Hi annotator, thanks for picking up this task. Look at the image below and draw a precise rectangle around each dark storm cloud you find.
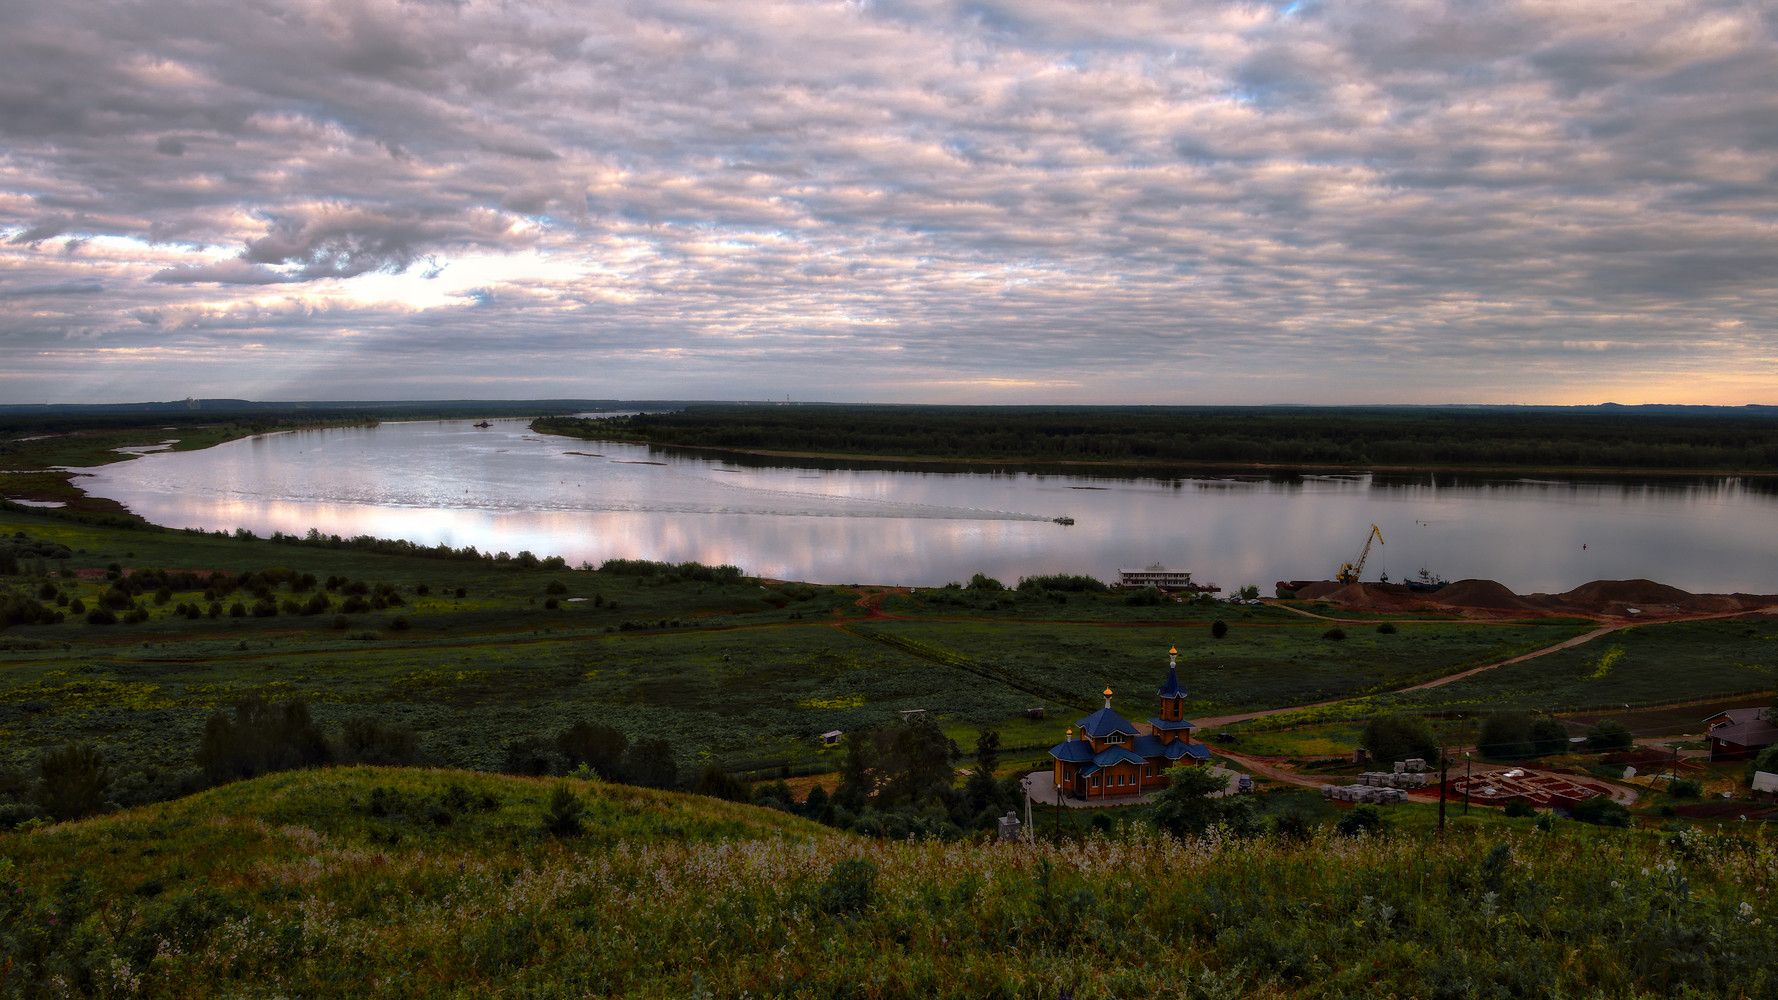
[7,219,74,246]
[2,0,1776,403]
[239,205,534,281]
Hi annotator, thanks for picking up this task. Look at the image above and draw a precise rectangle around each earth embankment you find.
[1290,577,1778,620]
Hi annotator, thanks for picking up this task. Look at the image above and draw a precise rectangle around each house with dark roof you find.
[1706,707,1778,762]
[1048,646,1211,800]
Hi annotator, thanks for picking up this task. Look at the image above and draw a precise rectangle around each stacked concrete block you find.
[1322,785,1409,804]
[1354,771,1429,789]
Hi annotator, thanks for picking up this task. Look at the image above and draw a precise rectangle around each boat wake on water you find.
[637,467,1055,521]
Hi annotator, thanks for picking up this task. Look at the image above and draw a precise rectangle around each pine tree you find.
[541,783,584,837]
[34,742,110,822]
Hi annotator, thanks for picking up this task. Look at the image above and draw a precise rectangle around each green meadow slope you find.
[4,768,1776,999]
[0,501,1642,788]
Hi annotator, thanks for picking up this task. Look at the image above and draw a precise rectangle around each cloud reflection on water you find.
[74,421,1778,593]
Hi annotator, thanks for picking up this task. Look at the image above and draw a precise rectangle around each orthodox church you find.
[1047,646,1210,800]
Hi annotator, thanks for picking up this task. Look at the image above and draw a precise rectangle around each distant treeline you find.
[0,400,609,443]
[0,398,640,425]
[534,404,1778,473]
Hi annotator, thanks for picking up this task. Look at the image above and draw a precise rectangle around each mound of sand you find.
[1561,579,1694,607]
[1679,593,1748,613]
[1287,576,1778,620]
[1320,583,1419,608]
[1429,579,1538,611]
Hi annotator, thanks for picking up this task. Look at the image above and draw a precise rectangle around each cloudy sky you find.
[3,0,1775,405]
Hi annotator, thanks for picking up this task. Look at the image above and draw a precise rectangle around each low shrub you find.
[1335,804,1384,836]
[1571,795,1630,827]
[815,858,878,916]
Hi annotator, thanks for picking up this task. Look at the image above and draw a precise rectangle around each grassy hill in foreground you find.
[5,768,1776,999]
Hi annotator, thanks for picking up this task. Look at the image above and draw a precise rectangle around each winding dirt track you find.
[1195,607,1770,730]
[1402,623,1629,691]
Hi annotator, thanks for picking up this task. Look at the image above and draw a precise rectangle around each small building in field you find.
[821,730,844,747]
[1048,646,1211,800]
[1118,564,1198,590]
[1706,707,1777,762]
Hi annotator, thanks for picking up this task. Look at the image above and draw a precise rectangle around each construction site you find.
[1279,522,1778,620]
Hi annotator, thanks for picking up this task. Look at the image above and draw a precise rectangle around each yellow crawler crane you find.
[1337,523,1385,584]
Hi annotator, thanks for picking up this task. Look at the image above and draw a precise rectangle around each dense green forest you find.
[535,404,1778,473]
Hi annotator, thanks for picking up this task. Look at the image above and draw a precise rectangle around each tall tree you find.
[874,713,956,809]
[34,742,110,822]
[556,721,629,780]
[1361,713,1439,766]
[831,733,875,812]
[964,729,1003,814]
[1151,766,1255,839]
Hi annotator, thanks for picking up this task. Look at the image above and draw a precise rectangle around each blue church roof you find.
[1148,716,1198,732]
[1157,662,1187,699]
[1093,746,1147,768]
[1075,705,1142,739]
[1055,734,1212,765]
[1132,735,1211,761]
[1049,739,1096,762]
[1131,734,1166,758]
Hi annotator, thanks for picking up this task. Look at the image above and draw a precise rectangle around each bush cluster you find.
[196,698,422,786]
[1478,711,1571,758]
[500,721,679,789]
[597,558,743,584]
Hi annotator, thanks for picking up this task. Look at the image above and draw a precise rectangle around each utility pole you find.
[1438,750,1448,837]
[1464,752,1471,816]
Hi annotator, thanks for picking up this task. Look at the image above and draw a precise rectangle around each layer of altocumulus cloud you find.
[2,0,1776,403]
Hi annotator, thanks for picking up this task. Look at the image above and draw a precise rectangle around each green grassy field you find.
[8,498,1778,997]
[850,618,1591,718]
[4,767,1774,999]
[3,502,1773,797]
[1427,619,1778,710]
[1221,620,1778,736]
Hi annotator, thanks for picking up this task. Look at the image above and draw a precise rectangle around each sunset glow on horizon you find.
[3,1,1776,406]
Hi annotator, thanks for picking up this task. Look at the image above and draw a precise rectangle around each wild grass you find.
[3,768,1775,998]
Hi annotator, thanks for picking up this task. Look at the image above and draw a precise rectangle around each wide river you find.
[71,418,1778,594]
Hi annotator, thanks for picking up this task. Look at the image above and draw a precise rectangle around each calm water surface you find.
[73,419,1778,594]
